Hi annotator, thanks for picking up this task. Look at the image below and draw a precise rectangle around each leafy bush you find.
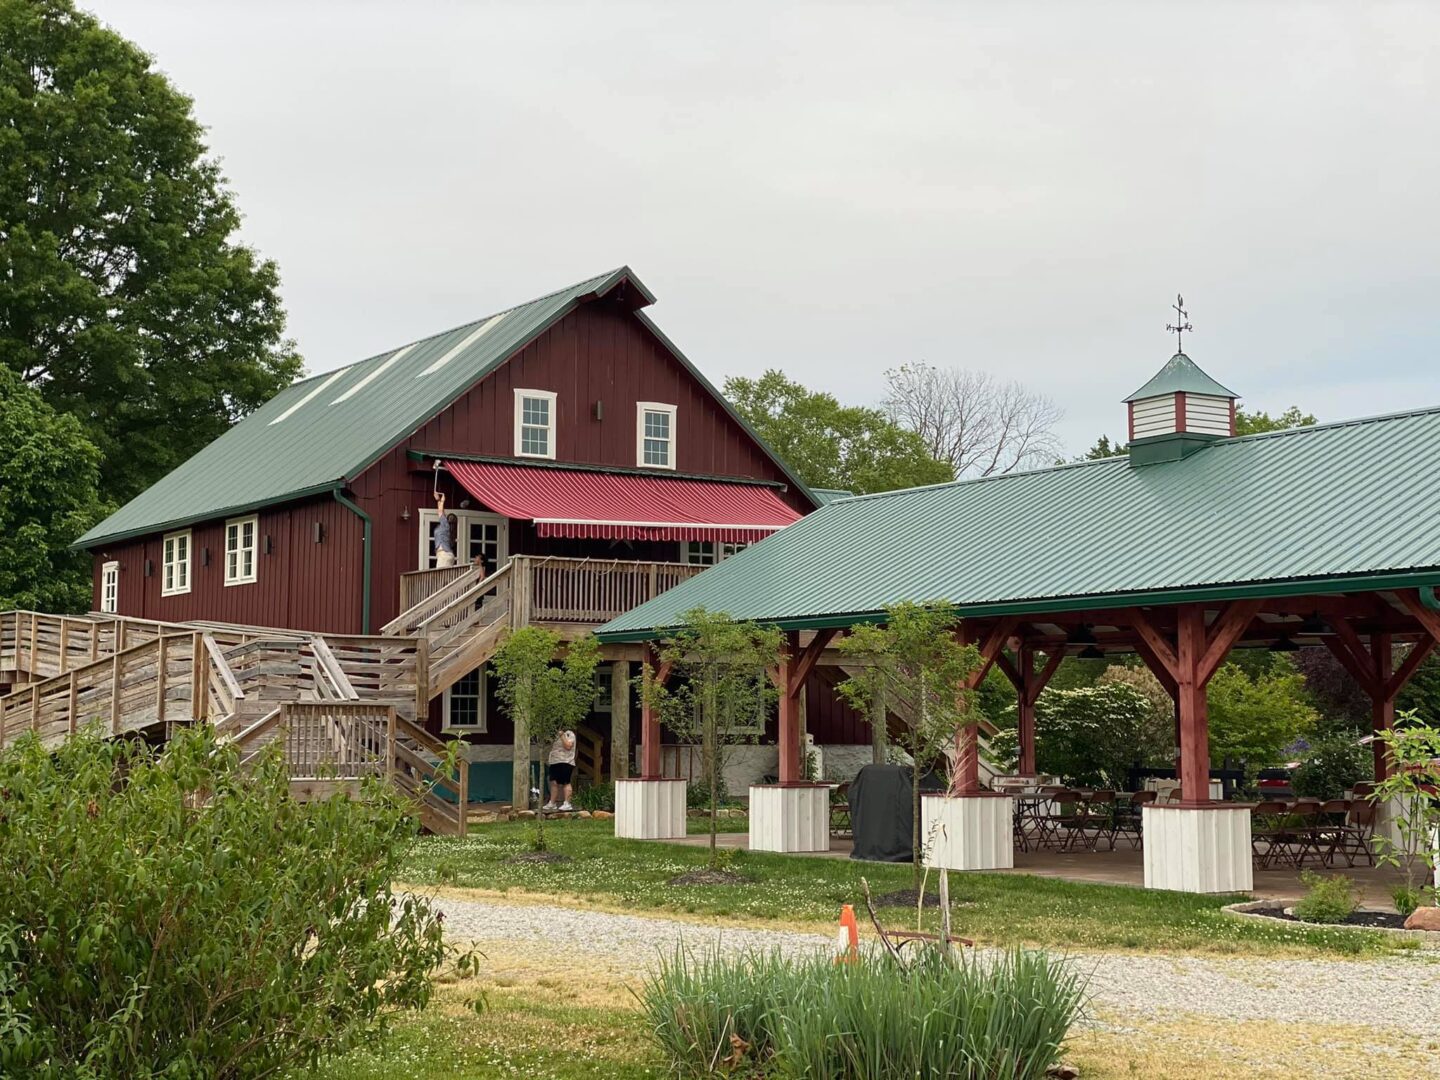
[641,945,1082,1079]
[1021,682,1169,788]
[1392,885,1426,919]
[0,726,463,1078]
[1292,734,1370,799]
[1293,871,1360,924]
[573,780,615,812]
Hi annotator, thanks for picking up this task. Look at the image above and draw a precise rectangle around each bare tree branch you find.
[883,364,1063,478]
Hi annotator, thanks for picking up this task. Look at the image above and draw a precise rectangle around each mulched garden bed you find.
[506,852,574,865]
[667,869,751,886]
[1258,908,1410,930]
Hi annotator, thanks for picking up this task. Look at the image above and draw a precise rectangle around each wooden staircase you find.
[0,611,467,835]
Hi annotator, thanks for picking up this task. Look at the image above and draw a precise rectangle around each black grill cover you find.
[848,764,946,863]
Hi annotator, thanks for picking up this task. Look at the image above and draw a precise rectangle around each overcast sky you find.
[96,1,1440,455]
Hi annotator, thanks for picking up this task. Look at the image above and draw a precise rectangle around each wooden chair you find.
[1077,790,1119,851]
[1250,800,1290,868]
[1284,799,1325,866]
[1330,799,1378,867]
[1113,790,1155,850]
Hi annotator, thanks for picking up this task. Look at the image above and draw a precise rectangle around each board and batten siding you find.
[351,300,813,630]
[89,495,364,633]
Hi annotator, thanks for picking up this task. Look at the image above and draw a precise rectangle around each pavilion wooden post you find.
[952,619,1017,795]
[751,630,833,853]
[639,645,670,778]
[996,643,1064,777]
[1175,606,1209,803]
[614,647,684,841]
[776,632,802,782]
[609,659,630,782]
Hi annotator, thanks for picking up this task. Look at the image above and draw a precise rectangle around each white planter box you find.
[749,784,830,852]
[1143,805,1252,894]
[922,795,1014,871]
[614,778,687,840]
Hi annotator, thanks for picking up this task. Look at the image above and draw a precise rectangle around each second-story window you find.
[637,402,677,469]
[515,389,557,459]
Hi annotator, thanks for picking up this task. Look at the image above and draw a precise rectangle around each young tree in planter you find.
[837,601,982,886]
[492,627,601,852]
[644,608,783,867]
[1370,715,1440,914]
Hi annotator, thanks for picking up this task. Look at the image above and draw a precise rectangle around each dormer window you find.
[515,389,556,459]
[637,402,676,469]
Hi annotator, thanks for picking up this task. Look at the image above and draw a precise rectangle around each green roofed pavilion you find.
[596,406,1440,639]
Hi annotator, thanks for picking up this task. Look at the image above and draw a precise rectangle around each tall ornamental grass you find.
[640,945,1083,1079]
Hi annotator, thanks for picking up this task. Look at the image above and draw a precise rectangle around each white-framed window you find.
[592,668,613,714]
[681,540,748,566]
[161,529,191,596]
[224,515,258,586]
[514,389,557,459]
[442,668,487,732]
[100,561,119,614]
[637,402,677,469]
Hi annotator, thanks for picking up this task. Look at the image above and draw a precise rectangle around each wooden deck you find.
[0,556,708,833]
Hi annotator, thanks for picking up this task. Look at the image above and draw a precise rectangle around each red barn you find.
[65,268,868,803]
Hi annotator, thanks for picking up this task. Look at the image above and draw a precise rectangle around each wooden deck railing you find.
[511,556,706,625]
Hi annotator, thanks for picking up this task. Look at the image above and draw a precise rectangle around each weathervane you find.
[1166,293,1193,353]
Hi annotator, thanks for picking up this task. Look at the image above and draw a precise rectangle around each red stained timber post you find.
[776,631,803,782]
[640,645,671,779]
[1175,607,1210,804]
[954,619,1018,794]
[996,642,1064,777]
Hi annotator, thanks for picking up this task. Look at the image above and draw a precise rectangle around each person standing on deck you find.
[543,730,577,812]
[433,493,457,568]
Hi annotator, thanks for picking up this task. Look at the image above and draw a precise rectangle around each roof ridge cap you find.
[1211,402,1440,446]
[840,455,1126,506]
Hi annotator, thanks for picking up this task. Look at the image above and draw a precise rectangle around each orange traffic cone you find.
[835,904,860,963]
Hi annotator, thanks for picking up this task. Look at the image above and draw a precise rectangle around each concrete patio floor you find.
[664,831,1407,906]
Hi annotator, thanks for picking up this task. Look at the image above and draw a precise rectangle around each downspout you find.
[332,488,373,634]
[1420,585,1440,613]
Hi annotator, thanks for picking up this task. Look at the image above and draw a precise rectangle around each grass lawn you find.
[402,818,1403,957]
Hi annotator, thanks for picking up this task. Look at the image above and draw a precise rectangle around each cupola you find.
[1125,296,1237,465]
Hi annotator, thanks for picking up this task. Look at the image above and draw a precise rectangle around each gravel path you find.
[428,892,1440,1038]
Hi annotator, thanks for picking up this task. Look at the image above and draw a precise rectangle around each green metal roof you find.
[77,268,816,547]
[810,488,855,505]
[596,406,1440,639]
[1123,353,1238,402]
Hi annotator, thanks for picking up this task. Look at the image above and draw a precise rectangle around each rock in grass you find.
[592,810,614,820]
[1403,906,1440,931]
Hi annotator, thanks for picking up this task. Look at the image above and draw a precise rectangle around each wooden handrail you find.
[414,564,512,634]
[202,635,245,702]
[386,564,490,635]
[308,636,359,700]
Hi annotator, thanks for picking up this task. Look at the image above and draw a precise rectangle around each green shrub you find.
[640,945,1082,1079]
[1293,871,1360,924]
[1392,885,1426,919]
[0,726,465,1078]
[1292,735,1370,800]
[573,780,615,812]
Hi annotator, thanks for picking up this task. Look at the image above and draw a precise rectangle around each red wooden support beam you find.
[965,617,1020,689]
[639,646,671,778]
[1198,600,1262,684]
[1384,637,1435,700]
[1320,636,1382,699]
[993,651,1023,691]
[788,628,836,699]
[1125,608,1178,683]
[1395,589,1440,645]
[777,631,803,782]
[1175,606,1211,803]
[1027,649,1065,706]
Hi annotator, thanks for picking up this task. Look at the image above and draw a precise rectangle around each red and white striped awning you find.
[443,461,801,543]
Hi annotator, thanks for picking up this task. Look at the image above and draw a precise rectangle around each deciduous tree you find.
[0,365,105,611]
[883,364,1062,478]
[724,370,952,494]
[645,609,782,866]
[0,0,303,502]
[837,602,981,884]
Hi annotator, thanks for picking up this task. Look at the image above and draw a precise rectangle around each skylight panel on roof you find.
[415,311,510,378]
[267,369,348,425]
[330,343,417,404]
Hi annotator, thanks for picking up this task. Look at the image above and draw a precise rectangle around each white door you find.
[418,510,509,576]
